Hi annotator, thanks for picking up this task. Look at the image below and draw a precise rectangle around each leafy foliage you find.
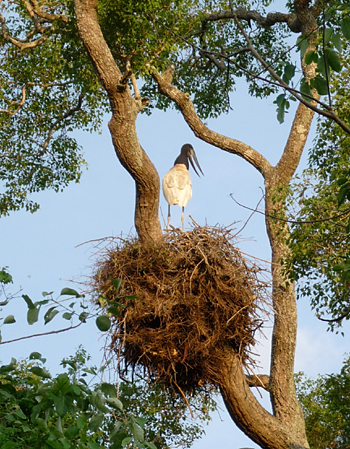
[288,42,350,328]
[0,0,108,216]
[0,347,213,449]
[296,355,350,449]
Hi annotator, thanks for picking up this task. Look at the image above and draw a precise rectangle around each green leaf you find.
[337,177,349,186]
[317,56,327,77]
[132,422,144,442]
[79,312,89,323]
[314,76,328,95]
[105,397,123,410]
[34,417,47,430]
[87,443,103,449]
[110,277,122,292]
[42,291,54,297]
[145,443,157,449]
[300,79,312,101]
[325,48,341,72]
[91,391,109,413]
[0,359,16,374]
[121,437,133,447]
[107,306,121,316]
[283,63,295,84]
[277,102,285,124]
[60,287,82,297]
[304,50,317,65]
[101,382,117,397]
[44,306,59,324]
[338,184,350,205]
[3,314,16,324]
[324,28,333,44]
[341,17,350,41]
[89,413,104,432]
[56,416,63,435]
[30,366,51,378]
[96,315,111,332]
[297,35,308,57]
[0,270,12,284]
[22,294,35,309]
[29,351,42,360]
[332,32,342,52]
[134,417,147,428]
[27,307,39,325]
[62,311,74,320]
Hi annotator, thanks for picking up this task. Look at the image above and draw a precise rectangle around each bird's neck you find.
[174,154,189,169]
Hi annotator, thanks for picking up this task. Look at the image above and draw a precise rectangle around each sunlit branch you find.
[0,12,49,49]
[203,7,301,33]
[28,0,68,23]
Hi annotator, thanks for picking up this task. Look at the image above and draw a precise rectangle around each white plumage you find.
[162,165,192,208]
[162,143,203,231]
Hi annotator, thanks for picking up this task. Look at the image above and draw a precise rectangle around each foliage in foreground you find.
[0,348,214,449]
[0,270,215,448]
[296,354,350,449]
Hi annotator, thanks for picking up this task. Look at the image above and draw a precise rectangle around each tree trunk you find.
[74,0,163,245]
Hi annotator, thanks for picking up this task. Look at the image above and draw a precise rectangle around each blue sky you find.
[1,73,349,449]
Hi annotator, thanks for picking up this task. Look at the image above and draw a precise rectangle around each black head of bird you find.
[163,143,204,231]
[174,143,204,177]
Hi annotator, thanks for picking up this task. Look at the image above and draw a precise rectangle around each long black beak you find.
[188,149,204,177]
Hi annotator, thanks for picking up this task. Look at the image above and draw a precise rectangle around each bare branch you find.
[0,322,83,345]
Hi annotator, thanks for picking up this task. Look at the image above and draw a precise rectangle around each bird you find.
[162,143,204,231]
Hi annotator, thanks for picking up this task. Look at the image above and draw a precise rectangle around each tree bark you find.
[74,0,163,245]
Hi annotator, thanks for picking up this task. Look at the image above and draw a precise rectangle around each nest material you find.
[95,226,267,391]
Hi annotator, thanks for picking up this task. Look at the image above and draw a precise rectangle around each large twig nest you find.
[94,226,268,392]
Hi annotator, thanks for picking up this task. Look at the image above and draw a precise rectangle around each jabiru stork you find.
[162,143,204,231]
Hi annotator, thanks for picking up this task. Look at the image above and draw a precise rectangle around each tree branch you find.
[246,374,270,391]
[0,12,49,49]
[151,68,272,178]
[203,7,301,33]
[0,322,83,345]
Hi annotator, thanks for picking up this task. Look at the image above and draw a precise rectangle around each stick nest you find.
[94,226,267,392]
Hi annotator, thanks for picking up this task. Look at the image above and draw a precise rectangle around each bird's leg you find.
[181,207,185,231]
[167,205,171,230]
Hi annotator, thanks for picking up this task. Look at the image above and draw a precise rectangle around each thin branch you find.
[41,93,83,152]
[230,194,350,225]
[0,322,83,345]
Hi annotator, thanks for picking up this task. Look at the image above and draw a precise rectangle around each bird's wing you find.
[162,167,192,206]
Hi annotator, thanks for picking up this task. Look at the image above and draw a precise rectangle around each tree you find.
[295,354,350,449]
[2,1,350,449]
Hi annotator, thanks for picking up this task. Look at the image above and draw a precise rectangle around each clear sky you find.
[1,76,349,449]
